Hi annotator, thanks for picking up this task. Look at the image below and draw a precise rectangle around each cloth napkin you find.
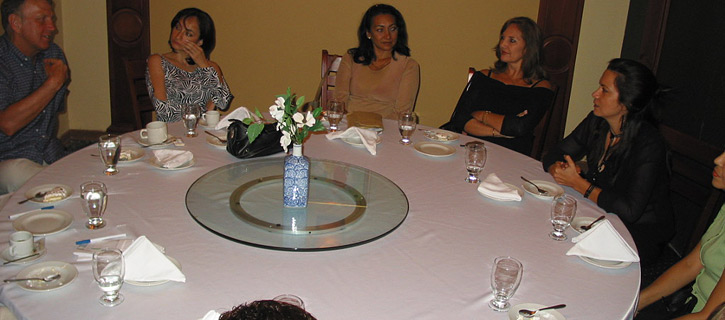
[566,220,640,262]
[325,127,379,155]
[477,173,522,201]
[215,106,252,130]
[74,239,164,262]
[152,150,193,168]
[123,236,186,283]
[199,310,221,320]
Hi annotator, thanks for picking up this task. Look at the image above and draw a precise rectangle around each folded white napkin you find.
[152,150,193,168]
[199,310,221,320]
[123,236,186,283]
[215,106,252,130]
[74,239,164,262]
[325,127,379,155]
[477,173,522,201]
[566,220,640,262]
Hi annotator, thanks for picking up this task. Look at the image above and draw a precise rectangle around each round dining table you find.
[0,120,639,319]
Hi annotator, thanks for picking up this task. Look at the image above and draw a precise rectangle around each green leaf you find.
[242,118,253,125]
[254,108,264,119]
[312,106,323,118]
[296,96,305,108]
[310,122,325,132]
[246,123,264,143]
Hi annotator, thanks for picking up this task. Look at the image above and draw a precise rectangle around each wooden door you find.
[106,0,150,134]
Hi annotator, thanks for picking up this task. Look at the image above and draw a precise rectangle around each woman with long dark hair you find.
[543,58,674,266]
[146,7,232,122]
[333,4,420,119]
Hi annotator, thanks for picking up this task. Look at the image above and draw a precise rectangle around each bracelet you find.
[584,184,595,198]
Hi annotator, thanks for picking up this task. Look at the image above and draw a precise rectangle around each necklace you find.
[597,130,621,173]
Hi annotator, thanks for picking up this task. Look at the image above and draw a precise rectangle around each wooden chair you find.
[319,50,343,108]
[660,124,725,256]
[123,58,155,130]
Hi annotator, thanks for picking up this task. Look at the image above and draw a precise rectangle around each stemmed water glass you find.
[398,112,417,145]
[550,194,577,241]
[80,181,108,229]
[98,134,121,176]
[489,256,523,312]
[93,248,125,307]
[464,141,487,183]
[182,105,201,137]
[327,100,345,132]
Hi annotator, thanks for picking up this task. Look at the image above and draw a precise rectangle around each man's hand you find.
[43,58,68,90]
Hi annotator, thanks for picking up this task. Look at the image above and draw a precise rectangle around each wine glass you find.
[464,141,487,183]
[182,105,201,137]
[80,181,108,229]
[327,100,345,132]
[489,256,523,312]
[273,294,305,309]
[550,194,577,241]
[98,134,121,176]
[398,112,418,145]
[92,248,125,307]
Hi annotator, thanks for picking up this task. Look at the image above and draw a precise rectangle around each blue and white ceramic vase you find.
[283,144,310,208]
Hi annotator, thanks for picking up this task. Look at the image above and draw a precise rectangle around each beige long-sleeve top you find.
[334,53,420,119]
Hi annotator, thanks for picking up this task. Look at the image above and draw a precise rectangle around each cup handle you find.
[201,113,207,121]
[140,129,148,139]
[9,245,18,257]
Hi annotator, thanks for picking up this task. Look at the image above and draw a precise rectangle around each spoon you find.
[518,304,566,318]
[141,137,175,148]
[520,176,548,195]
[204,130,227,143]
[17,191,47,204]
[4,273,61,283]
[581,215,605,231]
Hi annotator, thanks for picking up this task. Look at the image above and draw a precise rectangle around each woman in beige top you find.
[334,4,420,119]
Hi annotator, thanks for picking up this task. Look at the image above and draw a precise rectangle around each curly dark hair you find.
[348,3,410,65]
[492,16,548,83]
[219,300,317,320]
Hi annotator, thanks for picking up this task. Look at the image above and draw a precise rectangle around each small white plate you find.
[413,142,456,157]
[1,240,46,265]
[579,256,633,269]
[342,135,381,147]
[478,183,523,202]
[521,180,564,200]
[125,256,181,286]
[422,129,459,142]
[136,135,177,149]
[24,184,73,203]
[206,135,227,148]
[119,146,145,162]
[198,118,218,129]
[13,261,78,292]
[13,210,73,236]
[509,303,566,320]
[571,216,604,233]
[148,157,196,170]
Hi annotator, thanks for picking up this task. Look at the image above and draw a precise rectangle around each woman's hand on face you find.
[181,40,209,68]
[550,155,583,187]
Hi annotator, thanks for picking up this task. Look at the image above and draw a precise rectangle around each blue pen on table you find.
[8,206,54,220]
[75,233,127,245]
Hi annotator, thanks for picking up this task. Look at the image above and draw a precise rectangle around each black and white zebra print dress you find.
[145,55,233,122]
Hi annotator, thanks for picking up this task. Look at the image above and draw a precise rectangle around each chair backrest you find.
[320,50,343,108]
[660,124,725,255]
[530,85,559,160]
[123,58,155,130]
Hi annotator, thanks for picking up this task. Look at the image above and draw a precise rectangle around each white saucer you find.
[478,183,523,202]
[205,134,227,148]
[136,135,177,148]
[579,256,632,269]
[509,303,566,320]
[422,129,459,142]
[13,209,73,236]
[413,142,456,157]
[198,118,219,129]
[571,216,604,233]
[148,157,196,170]
[119,146,145,162]
[14,261,78,292]
[521,180,564,200]
[1,240,46,264]
[125,255,181,286]
[342,135,381,147]
[24,184,73,203]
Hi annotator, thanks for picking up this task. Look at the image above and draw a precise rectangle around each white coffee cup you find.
[9,231,34,258]
[202,110,220,127]
[139,121,168,144]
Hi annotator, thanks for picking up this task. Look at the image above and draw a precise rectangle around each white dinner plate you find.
[571,216,604,233]
[206,134,227,148]
[1,240,46,265]
[422,129,459,142]
[342,135,381,147]
[578,256,632,269]
[413,142,456,157]
[125,255,181,286]
[24,184,73,203]
[136,135,177,149]
[478,183,523,202]
[148,157,196,171]
[13,210,73,236]
[119,146,145,162]
[13,261,78,292]
[521,180,564,200]
[509,303,566,320]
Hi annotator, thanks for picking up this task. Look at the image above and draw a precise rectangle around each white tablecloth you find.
[0,121,638,319]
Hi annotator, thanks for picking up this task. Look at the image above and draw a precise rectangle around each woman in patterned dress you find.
[146,8,232,122]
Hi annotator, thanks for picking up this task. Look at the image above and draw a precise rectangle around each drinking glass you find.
[398,112,418,145]
[327,100,345,132]
[182,105,201,137]
[464,141,487,183]
[98,134,121,176]
[550,194,577,241]
[80,181,108,229]
[489,256,523,312]
[93,248,125,307]
[273,294,305,309]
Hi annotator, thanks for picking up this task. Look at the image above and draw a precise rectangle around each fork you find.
[17,191,47,204]
[204,130,226,142]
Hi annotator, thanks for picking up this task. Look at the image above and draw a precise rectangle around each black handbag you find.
[662,283,697,318]
[226,119,285,159]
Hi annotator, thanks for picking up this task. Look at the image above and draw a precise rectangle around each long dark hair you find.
[493,17,547,83]
[168,8,216,59]
[348,4,410,65]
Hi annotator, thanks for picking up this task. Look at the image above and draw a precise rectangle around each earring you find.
[367,36,371,40]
